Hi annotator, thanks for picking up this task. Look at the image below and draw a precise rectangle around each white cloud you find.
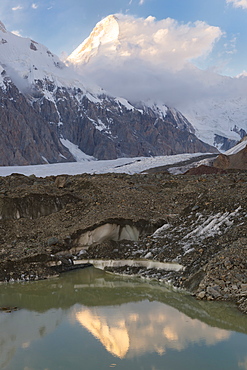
[69,14,222,71]
[226,0,247,9]
[12,5,23,11]
[236,70,247,77]
[139,0,145,4]
[32,3,38,9]
[68,14,223,106]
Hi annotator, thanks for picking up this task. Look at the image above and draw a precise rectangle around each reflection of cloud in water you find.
[75,301,230,358]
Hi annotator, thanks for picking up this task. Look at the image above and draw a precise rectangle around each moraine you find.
[0,170,246,313]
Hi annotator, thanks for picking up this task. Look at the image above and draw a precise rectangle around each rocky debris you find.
[214,143,247,170]
[54,176,67,188]
[184,164,227,175]
[213,153,231,170]
[195,239,247,313]
[0,306,19,313]
[0,171,247,313]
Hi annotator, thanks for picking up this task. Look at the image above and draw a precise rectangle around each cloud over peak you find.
[67,14,224,106]
[68,14,222,71]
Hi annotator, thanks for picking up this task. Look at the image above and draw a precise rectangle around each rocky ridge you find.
[0,72,217,165]
[0,80,74,165]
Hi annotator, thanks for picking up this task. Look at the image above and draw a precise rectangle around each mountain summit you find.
[67,14,163,67]
[68,15,120,65]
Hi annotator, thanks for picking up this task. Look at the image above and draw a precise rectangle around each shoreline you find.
[0,171,246,313]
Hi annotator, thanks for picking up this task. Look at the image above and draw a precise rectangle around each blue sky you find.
[0,0,246,76]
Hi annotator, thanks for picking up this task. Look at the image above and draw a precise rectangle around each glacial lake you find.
[0,267,247,370]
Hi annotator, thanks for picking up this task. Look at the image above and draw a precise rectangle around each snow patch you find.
[59,153,67,160]
[94,119,108,131]
[85,92,102,104]
[156,104,168,119]
[152,223,170,238]
[41,156,49,164]
[115,97,135,111]
[0,65,6,88]
[182,207,241,251]
[60,138,95,162]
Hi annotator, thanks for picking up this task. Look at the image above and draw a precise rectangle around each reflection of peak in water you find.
[76,309,130,358]
[0,267,246,336]
[74,301,230,359]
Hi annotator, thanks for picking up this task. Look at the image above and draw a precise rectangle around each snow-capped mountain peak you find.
[0,24,64,83]
[67,15,120,65]
[0,21,104,96]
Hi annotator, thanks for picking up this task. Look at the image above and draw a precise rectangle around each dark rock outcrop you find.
[0,80,74,165]
[35,85,218,161]
[214,134,238,152]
